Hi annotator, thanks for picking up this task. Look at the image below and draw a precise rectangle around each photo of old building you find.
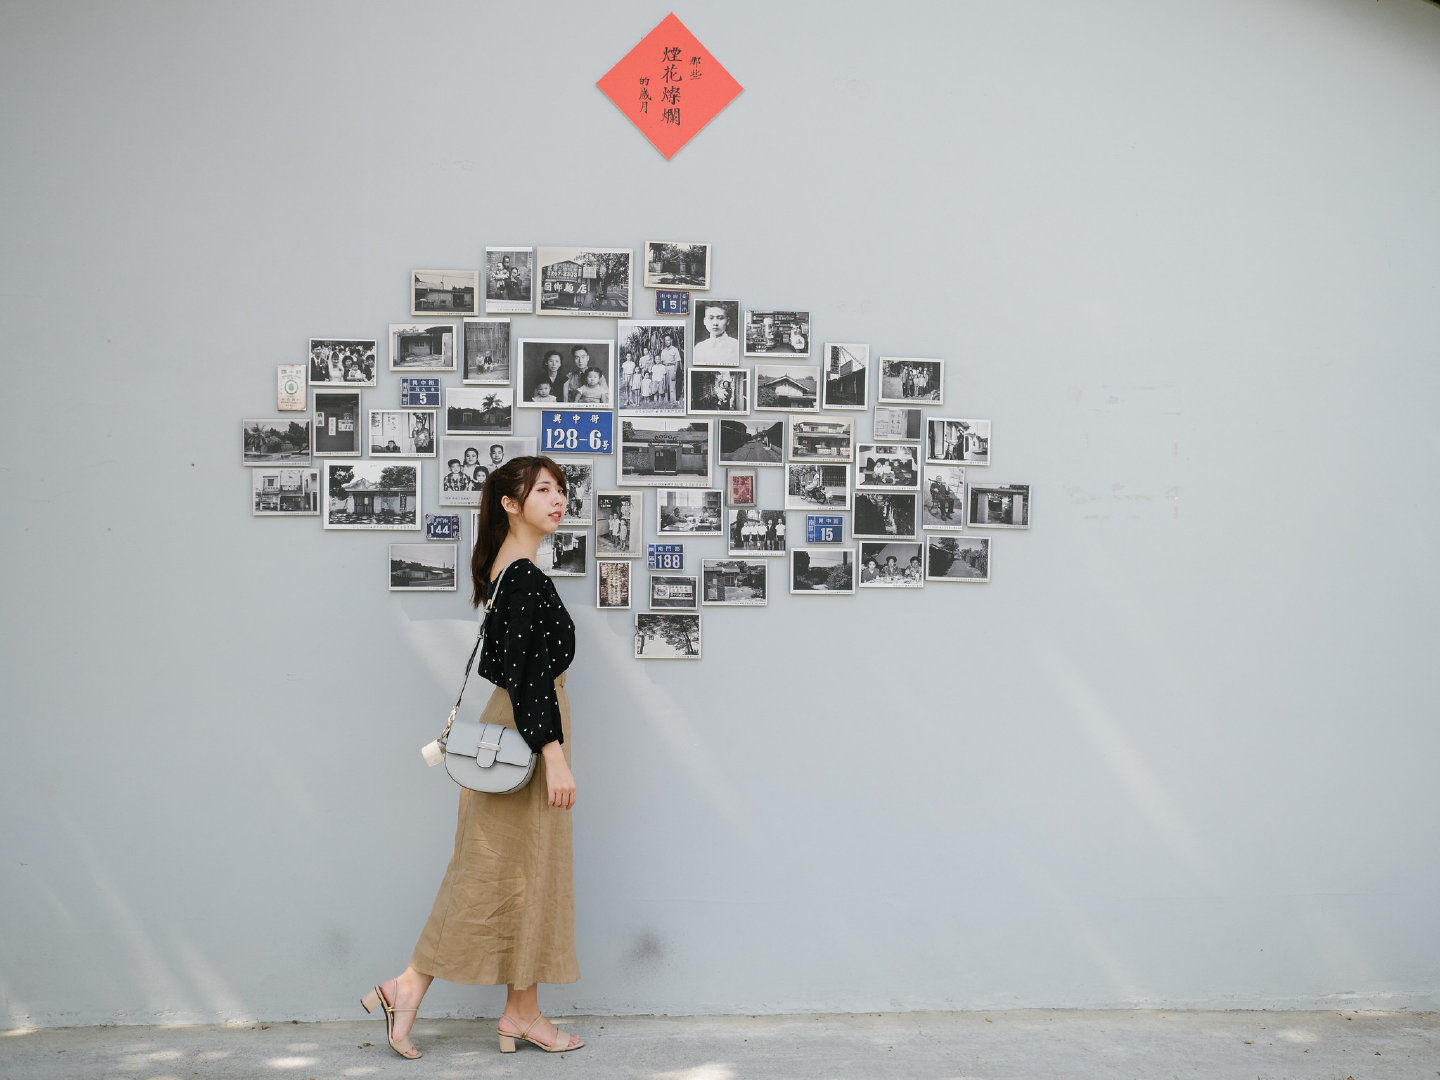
[251,468,319,515]
[619,419,712,486]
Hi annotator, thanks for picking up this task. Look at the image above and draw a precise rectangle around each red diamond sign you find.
[597,13,743,161]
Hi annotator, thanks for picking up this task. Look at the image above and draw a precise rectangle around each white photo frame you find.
[308,337,377,386]
[484,247,534,314]
[855,443,920,490]
[754,363,820,412]
[411,269,479,317]
[438,436,537,506]
[322,460,421,531]
[461,317,512,385]
[243,417,312,466]
[701,559,768,607]
[368,409,437,458]
[537,528,588,577]
[921,465,966,530]
[649,573,698,610]
[878,357,944,405]
[789,547,855,594]
[743,309,811,357]
[596,491,643,558]
[655,488,723,536]
[820,343,870,410]
[858,541,925,589]
[558,459,595,526]
[643,241,711,291]
[926,417,991,466]
[873,406,924,442]
[852,491,919,540]
[388,543,458,592]
[687,366,749,415]
[726,508,788,556]
[691,299,742,367]
[389,323,456,372]
[616,318,687,415]
[445,387,513,435]
[596,559,633,609]
[967,484,1031,529]
[251,467,319,515]
[788,416,856,463]
[311,389,362,457]
[516,338,615,409]
[634,612,702,659]
[617,418,713,488]
[784,462,851,510]
[536,245,632,317]
[926,534,991,583]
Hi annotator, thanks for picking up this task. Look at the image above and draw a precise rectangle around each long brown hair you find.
[469,455,568,607]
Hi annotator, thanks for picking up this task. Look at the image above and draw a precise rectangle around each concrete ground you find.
[1,1009,1435,1080]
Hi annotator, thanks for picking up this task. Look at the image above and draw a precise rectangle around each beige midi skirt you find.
[410,674,578,986]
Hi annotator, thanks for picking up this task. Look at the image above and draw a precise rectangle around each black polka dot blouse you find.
[477,558,575,754]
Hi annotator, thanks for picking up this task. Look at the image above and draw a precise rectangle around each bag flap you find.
[445,716,532,768]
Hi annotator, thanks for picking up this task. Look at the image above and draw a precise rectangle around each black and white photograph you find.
[821,343,869,410]
[656,489,723,536]
[388,543,457,592]
[878,357,944,404]
[687,367,749,414]
[701,559,767,606]
[727,508,787,556]
[439,436,537,506]
[922,465,966,530]
[927,534,991,583]
[927,417,991,466]
[755,363,820,412]
[968,483,1031,529]
[618,418,713,488]
[744,309,810,357]
[873,406,924,442]
[859,541,925,589]
[411,269,479,316]
[461,317,512,384]
[785,462,851,510]
[617,318,686,414]
[691,299,741,367]
[243,417,312,466]
[853,491,918,539]
[596,560,632,609]
[643,241,711,290]
[649,573,698,610]
[311,390,362,456]
[537,528,587,577]
[251,467,319,515]
[726,468,757,507]
[484,247,533,314]
[596,491,642,557]
[445,387,513,435]
[536,245,632,317]
[389,323,455,371]
[789,547,855,594]
[308,337,376,386]
[718,418,784,466]
[368,410,436,457]
[323,461,420,531]
[558,460,595,526]
[634,612,701,659]
[517,338,614,408]
[788,417,855,462]
[855,443,920,489]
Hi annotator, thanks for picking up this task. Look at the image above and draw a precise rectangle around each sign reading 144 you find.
[541,411,614,455]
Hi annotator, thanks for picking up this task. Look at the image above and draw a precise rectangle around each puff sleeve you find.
[494,563,575,754]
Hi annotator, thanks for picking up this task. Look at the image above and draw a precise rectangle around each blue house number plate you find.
[399,377,441,408]
[648,543,684,571]
[541,411,614,455]
[806,514,844,543]
[655,289,690,316]
[425,514,460,540]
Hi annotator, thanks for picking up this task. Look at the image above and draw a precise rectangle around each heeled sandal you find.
[360,979,422,1059]
[497,1011,584,1053]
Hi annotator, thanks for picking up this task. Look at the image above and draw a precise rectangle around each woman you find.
[362,456,584,1057]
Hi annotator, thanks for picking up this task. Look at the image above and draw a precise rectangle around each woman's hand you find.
[542,743,575,810]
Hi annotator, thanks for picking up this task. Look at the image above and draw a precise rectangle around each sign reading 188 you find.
[541,411,614,455]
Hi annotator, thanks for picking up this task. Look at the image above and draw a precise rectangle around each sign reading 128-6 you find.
[541,411,614,455]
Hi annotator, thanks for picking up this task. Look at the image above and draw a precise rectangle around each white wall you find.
[2,0,1438,1027]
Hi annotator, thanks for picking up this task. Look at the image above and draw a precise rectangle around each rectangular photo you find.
[649,573,698,610]
[618,418,713,487]
[726,468,756,507]
[853,490,919,539]
[691,299,741,367]
[596,559,632,609]
[701,559,768,606]
[251,467,319,515]
[323,461,420,530]
[656,489,723,536]
[369,410,437,457]
[411,269,479,316]
[461,317,512,384]
[634,612,702,659]
[557,459,595,526]
[855,443,920,490]
[687,367,749,415]
[927,417,991,466]
[927,534,991,582]
[617,318,686,415]
[644,241,711,290]
[968,484,1031,529]
[311,390,362,456]
[727,508,787,556]
[922,465,966,529]
[785,463,851,510]
[878,357,944,404]
[517,339,614,408]
[744,309,811,357]
[596,490,642,557]
[820,343,869,410]
[390,323,455,371]
[243,417,312,466]
[439,436,537,506]
[859,541,925,589]
[445,387,513,435]
[537,528,587,577]
[873,406,924,441]
[755,364,819,412]
[788,416,855,462]
[388,543,457,592]
[536,244,632,317]
[718,418,784,466]
[308,338,376,386]
[789,547,855,594]
[484,247,533,314]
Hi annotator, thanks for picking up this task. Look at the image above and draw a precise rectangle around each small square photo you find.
[853,491,918,539]
[726,468,757,507]
[968,484,1030,529]
[922,466,966,529]
[744,310,810,357]
[390,323,455,371]
[727,508,787,555]
[785,463,850,510]
[644,241,711,290]
[439,436,537,506]
[878,357,944,404]
[873,406,924,442]
[537,529,588,576]
[755,364,819,412]
[689,367,749,414]
[788,416,855,463]
[462,318,512,384]
[855,443,920,490]
[411,269,479,316]
[927,418,990,465]
[927,534,990,582]
[691,299,741,366]
[719,418,784,466]
[251,467,319,515]
[656,488,723,536]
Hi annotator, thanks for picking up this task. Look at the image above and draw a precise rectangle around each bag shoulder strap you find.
[436,559,518,747]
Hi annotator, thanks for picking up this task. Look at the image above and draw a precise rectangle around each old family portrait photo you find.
[308,337,376,385]
[483,247,533,314]
[689,367,749,414]
[728,508,786,554]
[691,299,740,366]
[596,491,641,557]
[859,541,924,589]
[462,318,512,384]
[517,339,614,408]
[617,319,686,414]
[438,437,536,506]
[879,357,944,404]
